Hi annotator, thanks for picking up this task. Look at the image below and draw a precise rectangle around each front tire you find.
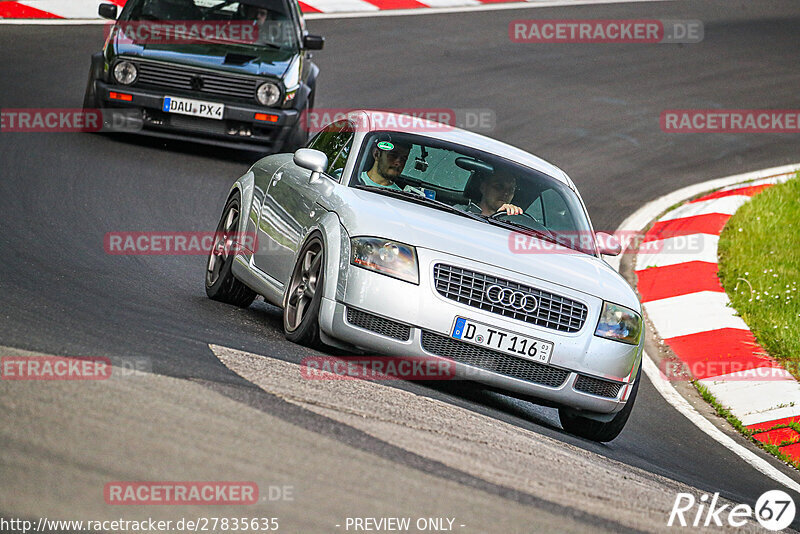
[205,193,257,308]
[558,365,641,443]
[82,70,99,112]
[283,234,324,347]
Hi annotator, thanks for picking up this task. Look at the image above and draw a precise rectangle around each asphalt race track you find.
[2,0,800,531]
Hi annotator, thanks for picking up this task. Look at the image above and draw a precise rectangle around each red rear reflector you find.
[109,92,133,102]
[255,113,278,122]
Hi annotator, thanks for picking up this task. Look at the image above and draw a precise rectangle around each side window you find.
[306,121,354,181]
[328,136,353,180]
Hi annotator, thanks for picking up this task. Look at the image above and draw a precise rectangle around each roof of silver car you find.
[346,109,572,186]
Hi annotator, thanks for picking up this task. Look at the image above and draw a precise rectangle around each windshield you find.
[123,0,298,50]
[349,131,597,256]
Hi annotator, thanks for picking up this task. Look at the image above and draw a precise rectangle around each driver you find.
[360,140,411,191]
[459,173,523,216]
[243,3,269,24]
[243,4,271,44]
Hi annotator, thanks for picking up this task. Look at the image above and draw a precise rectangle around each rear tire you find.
[205,193,257,308]
[283,234,324,347]
[558,365,641,443]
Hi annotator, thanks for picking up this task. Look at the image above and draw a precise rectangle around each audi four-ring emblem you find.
[485,284,538,313]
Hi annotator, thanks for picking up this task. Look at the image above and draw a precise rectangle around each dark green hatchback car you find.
[84,0,324,152]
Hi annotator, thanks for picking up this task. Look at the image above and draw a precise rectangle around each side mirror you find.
[303,34,325,50]
[293,148,328,182]
[98,3,119,19]
[596,232,621,256]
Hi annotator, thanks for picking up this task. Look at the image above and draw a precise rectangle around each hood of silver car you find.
[327,188,640,311]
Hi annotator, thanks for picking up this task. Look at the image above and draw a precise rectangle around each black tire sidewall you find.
[283,234,324,345]
[559,363,642,442]
[205,195,241,297]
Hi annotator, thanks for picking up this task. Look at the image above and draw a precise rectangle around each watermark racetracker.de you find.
[507,230,711,256]
[510,19,703,44]
[661,110,800,133]
[300,108,497,134]
[0,108,143,133]
[105,20,259,45]
[104,481,260,505]
[104,231,258,255]
[659,360,800,382]
[301,355,457,381]
[1,356,152,380]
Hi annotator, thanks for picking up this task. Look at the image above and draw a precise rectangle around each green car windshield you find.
[123,0,299,50]
[350,131,597,256]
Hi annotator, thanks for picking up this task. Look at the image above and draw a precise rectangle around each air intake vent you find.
[346,308,411,341]
[420,331,569,388]
[574,374,623,398]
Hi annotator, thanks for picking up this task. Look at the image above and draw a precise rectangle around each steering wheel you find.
[489,210,558,239]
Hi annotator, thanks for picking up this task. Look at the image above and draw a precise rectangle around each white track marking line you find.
[636,233,719,269]
[419,0,481,7]
[658,195,750,222]
[642,291,749,339]
[641,355,800,493]
[616,163,800,492]
[301,0,379,12]
[718,175,790,192]
[17,0,101,19]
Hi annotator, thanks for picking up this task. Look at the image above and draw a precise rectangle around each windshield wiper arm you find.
[352,185,487,223]
[483,217,565,247]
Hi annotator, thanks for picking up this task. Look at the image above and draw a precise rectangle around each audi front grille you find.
[433,264,588,333]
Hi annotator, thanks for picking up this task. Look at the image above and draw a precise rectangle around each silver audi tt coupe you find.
[206,110,644,441]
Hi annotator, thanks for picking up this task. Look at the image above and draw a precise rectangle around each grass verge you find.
[694,381,800,470]
[717,174,800,376]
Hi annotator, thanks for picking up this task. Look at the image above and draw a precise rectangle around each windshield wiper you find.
[352,185,487,223]
[482,217,567,248]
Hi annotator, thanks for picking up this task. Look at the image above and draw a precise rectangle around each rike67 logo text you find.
[668,490,795,531]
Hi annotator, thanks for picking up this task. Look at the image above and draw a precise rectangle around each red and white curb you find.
[605,164,800,491]
[0,0,567,18]
[0,0,670,21]
[613,163,800,473]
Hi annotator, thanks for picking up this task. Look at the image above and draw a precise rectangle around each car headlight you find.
[113,61,138,85]
[350,237,419,285]
[594,301,642,345]
[257,82,281,106]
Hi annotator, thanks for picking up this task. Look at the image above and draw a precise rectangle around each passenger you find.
[458,172,523,216]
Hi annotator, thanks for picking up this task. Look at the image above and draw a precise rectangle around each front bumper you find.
[318,249,642,415]
[95,80,299,152]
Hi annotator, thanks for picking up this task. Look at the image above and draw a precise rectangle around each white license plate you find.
[162,96,224,120]
[451,317,554,364]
